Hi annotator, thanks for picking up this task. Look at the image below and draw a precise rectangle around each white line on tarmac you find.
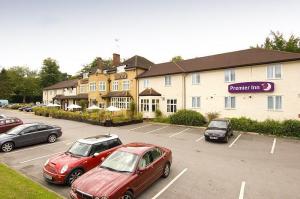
[195,136,204,142]
[152,168,188,199]
[239,181,246,199]
[270,138,277,154]
[128,124,152,131]
[144,126,169,134]
[229,134,242,148]
[19,151,64,164]
[169,128,190,138]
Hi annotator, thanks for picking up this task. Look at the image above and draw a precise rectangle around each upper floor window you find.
[192,73,200,85]
[143,79,149,88]
[225,96,236,109]
[267,64,281,79]
[268,96,282,111]
[123,80,130,91]
[192,96,201,108]
[99,81,106,92]
[165,75,171,86]
[112,81,119,91]
[89,82,96,92]
[225,69,235,82]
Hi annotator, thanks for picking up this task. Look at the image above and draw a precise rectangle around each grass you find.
[0,163,62,199]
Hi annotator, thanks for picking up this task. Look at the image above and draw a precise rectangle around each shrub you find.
[153,116,170,123]
[169,109,206,126]
[155,109,162,118]
[206,112,220,122]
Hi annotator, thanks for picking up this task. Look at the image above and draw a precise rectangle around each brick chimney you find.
[112,53,120,67]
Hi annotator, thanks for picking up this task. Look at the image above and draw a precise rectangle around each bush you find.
[206,112,219,122]
[153,116,170,123]
[169,109,206,126]
[155,109,162,118]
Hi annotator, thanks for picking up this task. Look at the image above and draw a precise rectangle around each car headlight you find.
[44,159,49,166]
[60,165,68,174]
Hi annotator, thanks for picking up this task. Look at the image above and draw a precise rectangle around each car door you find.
[149,147,165,181]
[14,126,39,147]
[36,125,51,142]
[0,120,6,133]
[84,142,109,171]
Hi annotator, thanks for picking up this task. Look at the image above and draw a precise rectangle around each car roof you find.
[211,118,230,122]
[118,143,156,155]
[78,134,119,145]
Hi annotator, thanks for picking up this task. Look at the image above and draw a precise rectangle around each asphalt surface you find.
[0,109,300,199]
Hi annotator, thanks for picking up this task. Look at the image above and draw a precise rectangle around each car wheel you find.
[205,136,209,141]
[1,142,14,152]
[122,191,134,199]
[224,135,229,143]
[162,162,171,178]
[48,134,57,143]
[66,169,84,185]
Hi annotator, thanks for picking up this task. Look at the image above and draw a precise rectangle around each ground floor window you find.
[167,99,177,113]
[140,99,149,112]
[192,96,201,108]
[99,103,105,108]
[152,99,159,112]
[225,96,236,109]
[111,97,131,109]
[268,96,282,110]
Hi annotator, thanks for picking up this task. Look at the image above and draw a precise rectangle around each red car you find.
[43,134,122,185]
[0,117,23,134]
[70,143,172,199]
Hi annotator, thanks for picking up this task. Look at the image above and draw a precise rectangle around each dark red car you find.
[43,134,122,185]
[70,143,172,199]
[0,117,23,134]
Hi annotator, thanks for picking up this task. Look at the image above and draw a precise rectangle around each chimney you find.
[112,53,120,67]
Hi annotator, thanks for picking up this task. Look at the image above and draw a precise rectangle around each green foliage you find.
[0,69,13,99]
[153,116,170,123]
[78,100,89,111]
[80,57,113,73]
[129,101,136,119]
[169,109,206,126]
[171,56,183,62]
[155,109,162,118]
[206,112,219,122]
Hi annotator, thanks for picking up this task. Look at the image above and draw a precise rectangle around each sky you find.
[0,0,300,75]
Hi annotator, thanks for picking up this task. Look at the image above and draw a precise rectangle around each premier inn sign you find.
[228,82,274,93]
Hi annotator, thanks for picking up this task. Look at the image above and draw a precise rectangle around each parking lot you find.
[1,109,300,199]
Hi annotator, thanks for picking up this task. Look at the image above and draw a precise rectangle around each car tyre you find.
[224,135,229,143]
[48,134,57,143]
[123,190,134,199]
[1,142,14,152]
[162,162,171,178]
[205,136,209,141]
[66,168,84,186]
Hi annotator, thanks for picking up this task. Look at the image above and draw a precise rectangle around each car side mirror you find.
[137,168,145,175]
[92,152,100,157]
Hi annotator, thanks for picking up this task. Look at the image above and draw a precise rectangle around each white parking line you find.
[169,128,190,138]
[270,138,277,154]
[152,168,188,199]
[144,126,169,134]
[229,134,242,148]
[128,124,152,131]
[195,136,204,142]
[239,181,246,199]
[19,151,64,164]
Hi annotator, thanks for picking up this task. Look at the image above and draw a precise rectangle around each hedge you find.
[169,109,206,126]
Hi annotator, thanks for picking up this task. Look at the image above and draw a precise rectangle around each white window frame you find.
[225,96,236,109]
[267,95,282,111]
[143,79,149,88]
[122,80,130,91]
[111,97,131,109]
[89,82,96,92]
[140,99,149,112]
[99,81,106,92]
[167,99,177,113]
[112,81,119,91]
[192,73,200,85]
[267,64,282,79]
[192,96,201,108]
[224,69,235,83]
[151,99,159,112]
[165,75,172,86]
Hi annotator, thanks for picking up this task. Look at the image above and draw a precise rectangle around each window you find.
[267,64,282,79]
[89,82,96,91]
[167,99,177,113]
[138,151,153,169]
[140,99,149,112]
[123,80,130,91]
[37,125,49,131]
[268,96,282,111]
[107,138,122,148]
[111,97,131,109]
[89,143,108,156]
[225,96,236,109]
[225,69,235,82]
[192,73,200,85]
[112,81,119,91]
[192,97,201,108]
[22,126,37,134]
[152,99,159,112]
[143,79,149,88]
[99,81,106,91]
[165,75,171,86]
[99,103,105,108]
[151,148,162,161]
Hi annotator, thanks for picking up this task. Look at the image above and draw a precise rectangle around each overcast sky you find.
[0,0,299,75]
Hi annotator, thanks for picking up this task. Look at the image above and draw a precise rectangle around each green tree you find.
[254,31,300,53]
[171,56,183,62]
[0,68,13,99]
[80,57,112,73]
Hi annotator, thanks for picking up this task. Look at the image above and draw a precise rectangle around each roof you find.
[118,143,156,155]
[123,55,154,70]
[78,134,119,145]
[138,48,300,78]
[53,94,88,100]
[101,91,132,98]
[43,79,78,90]
[139,88,161,96]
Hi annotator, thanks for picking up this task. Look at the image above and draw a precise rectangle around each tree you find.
[80,57,113,73]
[254,31,300,53]
[171,56,183,62]
[0,69,13,99]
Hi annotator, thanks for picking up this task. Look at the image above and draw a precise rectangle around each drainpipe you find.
[183,73,187,110]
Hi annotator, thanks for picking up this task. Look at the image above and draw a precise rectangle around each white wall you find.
[43,87,77,105]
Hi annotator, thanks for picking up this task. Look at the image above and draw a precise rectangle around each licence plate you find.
[210,136,218,140]
[44,173,53,180]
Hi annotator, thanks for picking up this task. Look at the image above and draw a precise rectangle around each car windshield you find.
[67,141,92,157]
[100,151,139,173]
[6,125,27,135]
[208,121,228,129]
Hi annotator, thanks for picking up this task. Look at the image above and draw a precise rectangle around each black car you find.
[23,107,33,112]
[0,123,62,152]
[204,119,233,143]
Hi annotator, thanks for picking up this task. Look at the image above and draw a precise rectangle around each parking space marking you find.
[128,124,152,131]
[229,134,242,148]
[239,181,246,199]
[19,151,64,164]
[144,126,169,134]
[270,138,276,154]
[169,128,190,138]
[152,168,188,199]
[195,136,204,142]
